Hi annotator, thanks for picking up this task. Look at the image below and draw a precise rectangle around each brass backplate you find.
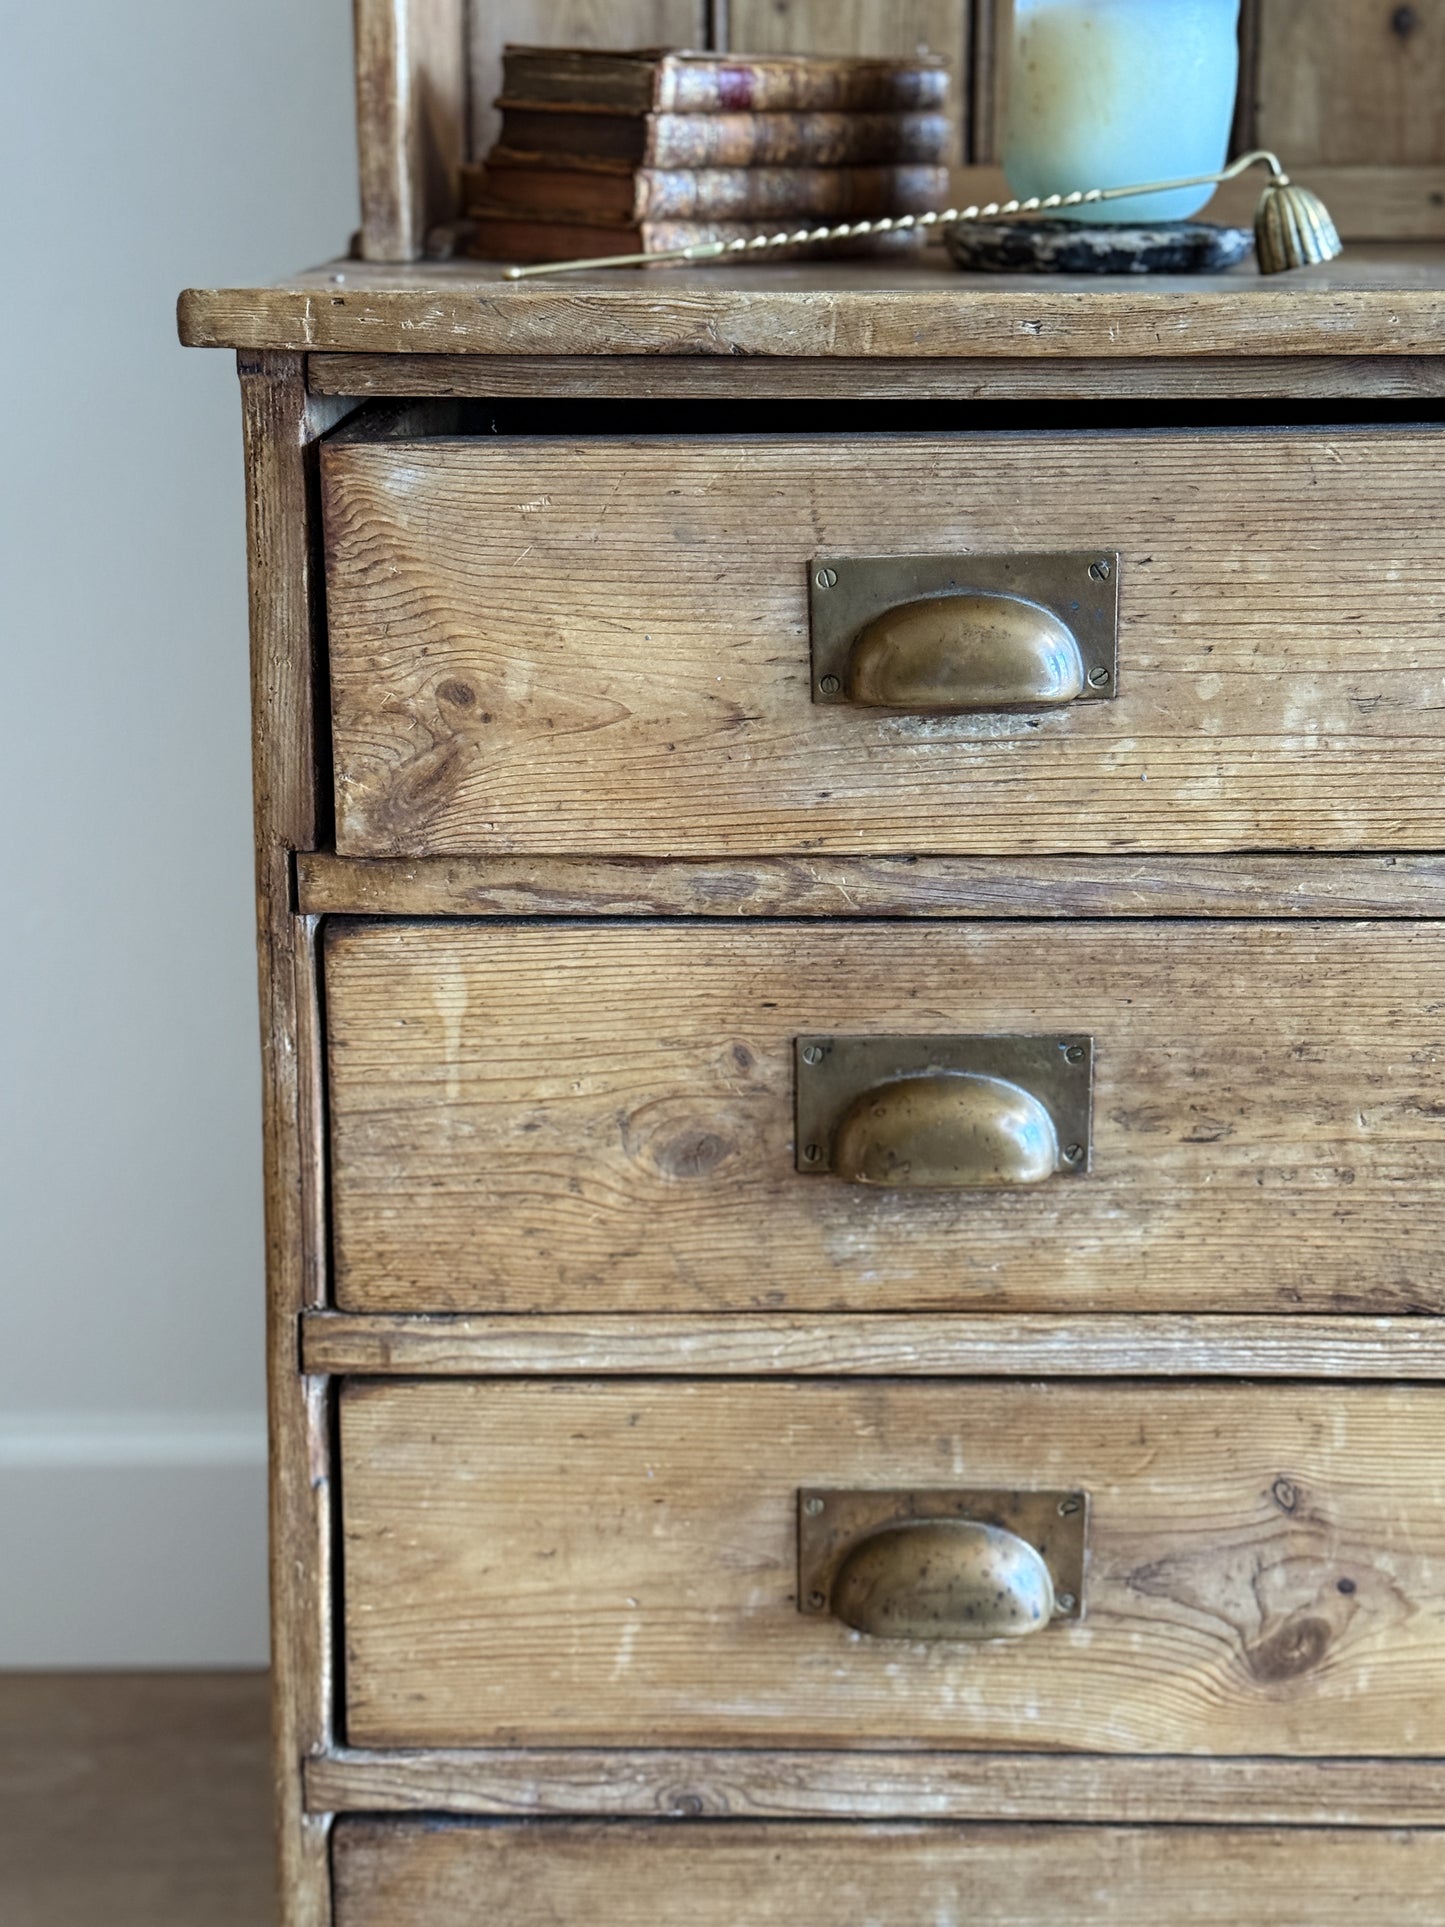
[795,1034,1094,1177]
[809,550,1120,704]
[799,1487,1088,1623]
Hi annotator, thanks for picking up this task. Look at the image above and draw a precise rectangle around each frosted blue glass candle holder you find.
[1004,0,1242,225]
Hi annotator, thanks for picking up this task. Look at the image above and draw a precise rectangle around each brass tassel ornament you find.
[1252,172,1344,275]
[502,149,1341,280]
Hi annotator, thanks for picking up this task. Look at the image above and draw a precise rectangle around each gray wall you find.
[1,1,358,1663]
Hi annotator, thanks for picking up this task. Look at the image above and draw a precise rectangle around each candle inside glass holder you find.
[1004,0,1242,224]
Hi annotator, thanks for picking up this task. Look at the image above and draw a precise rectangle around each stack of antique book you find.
[463,45,951,262]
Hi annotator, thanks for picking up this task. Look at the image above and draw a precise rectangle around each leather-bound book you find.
[499,45,950,115]
[493,105,952,169]
[463,157,950,223]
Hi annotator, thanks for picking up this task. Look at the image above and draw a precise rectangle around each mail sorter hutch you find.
[181,1,1445,1920]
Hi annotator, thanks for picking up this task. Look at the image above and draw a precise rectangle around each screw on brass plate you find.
[1055,1592,1077,1614]
[1063,1144,1084,1165]
[819,674,841,694]
[804,1143,823,1162]
[815,567,839,590]
[1088,559,1112,582]
[1088,667,1111,688]
[1063,1044,1086,1064]
[807,1590,827,1611]
[803,1496,826,1516]
[1058,1497,1082,1517]
[802,1044,827,1066]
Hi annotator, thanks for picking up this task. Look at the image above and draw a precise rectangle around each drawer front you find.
[333,1821,1445,1926]
[322,429,1445,858]
[340,1380,1445,1752]
[326,919,1445,1315]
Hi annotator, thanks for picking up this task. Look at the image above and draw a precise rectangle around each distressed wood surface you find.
[468,2,708,160]
[341,1379,1445,1752]
[240,356,356,1926]
[326,920,1445,1316]
[308,1746,1445,1824]
[1256,0,1445,167]
[178,247,1445,358]
[1204,164,1445,243]
[354,0,466,261]
[305,348,1445,400]
[321,430,1445,858]
[332,1820,1445,1924]
[968,0,1002,162]
[1234,0,1263,157]
[301,1312,1445,1379]
[297,851,1445,920]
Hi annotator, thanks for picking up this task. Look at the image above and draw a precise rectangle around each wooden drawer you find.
[321,427,1445,858]
[340,1379,1445,1753]
[333,1820,1445,1926]
[325,918,1445,1315]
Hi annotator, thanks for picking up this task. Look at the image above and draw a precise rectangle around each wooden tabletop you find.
[179,245,1445,360]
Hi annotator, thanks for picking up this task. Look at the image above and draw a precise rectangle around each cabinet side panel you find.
[240,353,359,1927]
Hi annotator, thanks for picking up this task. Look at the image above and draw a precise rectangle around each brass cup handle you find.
[798,1488,1088,1643]
[847,590,1086,710]
[832,1069,1060,1188]
[831,1520,1056,1640]
[796,1035,1094,1188]
[809,552,1120,712]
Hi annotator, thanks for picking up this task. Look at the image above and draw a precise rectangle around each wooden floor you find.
[0,1671,274,1926]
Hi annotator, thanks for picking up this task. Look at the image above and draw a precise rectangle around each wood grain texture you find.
[240,355,357,1926]
[1233,0,1263,157]
[968,0,1003,163]
[301,1311,1445,1379]
[297,851,1445,920]
[177,247,1445,358]
[305,348,1445,400]
[1257,0,1445,166]
[1204,164,1445,244]
[0,1673,272,1927]
[325,919,1445,1316]
[341,1379,1445,1751]
[468,2,708,159]
[332,1820,1445,1924]
[726,1,969,164]
[309,1746,1445,1824]
[321,430,1445,857]
[354,0,467,261]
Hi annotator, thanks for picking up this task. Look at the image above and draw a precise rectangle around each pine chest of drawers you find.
[180,255,1445,1923]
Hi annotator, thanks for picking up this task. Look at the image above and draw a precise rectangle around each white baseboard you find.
[0,1416,269,1666]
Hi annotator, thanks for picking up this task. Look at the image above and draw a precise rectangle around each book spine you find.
[654,59,951,115]
[635,165,951,220]
[643,112,951,168]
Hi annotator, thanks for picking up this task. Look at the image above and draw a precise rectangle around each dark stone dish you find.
[943,219,1255,275]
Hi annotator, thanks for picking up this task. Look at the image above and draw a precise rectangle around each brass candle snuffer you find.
[502,149,1341,281]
